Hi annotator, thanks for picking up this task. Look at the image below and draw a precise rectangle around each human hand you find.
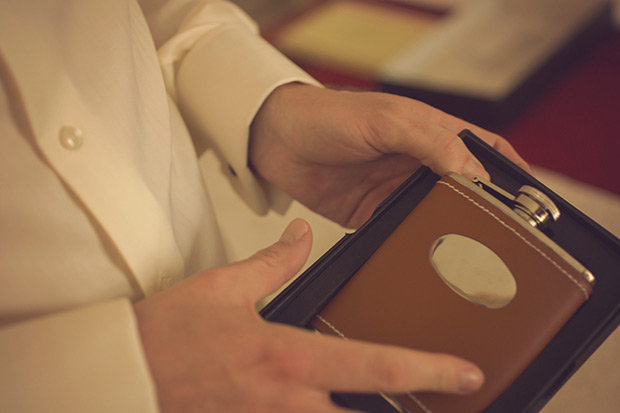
[250,84,532,228]
[134,219,484,412]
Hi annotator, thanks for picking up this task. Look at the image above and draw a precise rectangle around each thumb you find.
[236,218,313,302]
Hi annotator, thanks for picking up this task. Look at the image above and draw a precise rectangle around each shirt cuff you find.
[0,299,158,413]
[173,22,321,214]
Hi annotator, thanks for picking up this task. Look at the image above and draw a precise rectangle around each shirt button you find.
[59,126,84,150]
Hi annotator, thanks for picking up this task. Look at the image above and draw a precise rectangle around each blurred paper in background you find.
[275,0,439,77]
[270,0,613,128]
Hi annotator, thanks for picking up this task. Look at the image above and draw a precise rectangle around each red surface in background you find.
[499,31,620,196]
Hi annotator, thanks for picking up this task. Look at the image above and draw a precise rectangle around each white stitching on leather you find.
[437,180,589,299]
[315,315,432,413]
[405,394,432,413]
[315,315,348,340]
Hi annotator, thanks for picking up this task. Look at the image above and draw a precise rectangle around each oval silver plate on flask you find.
[430,234,517,309]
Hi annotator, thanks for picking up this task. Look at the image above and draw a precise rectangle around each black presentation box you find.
[260,130,620,412]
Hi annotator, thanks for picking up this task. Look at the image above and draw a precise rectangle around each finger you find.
[396,124,490,180]
[274,325,484,395]
[439,114,534,174]
[228,218,313,301]
[369,98,489,179]
[482,133,534,174]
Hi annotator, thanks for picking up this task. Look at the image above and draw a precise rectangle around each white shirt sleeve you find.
[0,299,159,413]
[147,0,322,213]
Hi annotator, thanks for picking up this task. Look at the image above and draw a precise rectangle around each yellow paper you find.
[276,0,437,76]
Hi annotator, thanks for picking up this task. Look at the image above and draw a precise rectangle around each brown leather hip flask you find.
[312,173,594,413]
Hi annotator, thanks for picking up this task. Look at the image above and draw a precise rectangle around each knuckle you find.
[365,98,407,145]
[253,245,286,272]
[438,133,463,156]
[260,341,312,383]
[432,356,462,392]
[378,101,410,132]
[367,352,409,390]
[435,136,470,172]
[193,267,229,293]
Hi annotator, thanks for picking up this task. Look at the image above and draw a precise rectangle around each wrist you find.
[250,82,316,145]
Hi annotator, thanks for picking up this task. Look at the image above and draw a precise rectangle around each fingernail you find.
[459,368,484,393]
[463,158,488,180]
[279,219,309,245]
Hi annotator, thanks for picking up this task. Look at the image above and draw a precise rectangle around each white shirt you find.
[0,0,319,410]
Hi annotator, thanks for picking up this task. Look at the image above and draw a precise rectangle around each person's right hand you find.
[134,219,484,412]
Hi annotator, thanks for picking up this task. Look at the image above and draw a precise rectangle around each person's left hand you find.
[250,84,531,228]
